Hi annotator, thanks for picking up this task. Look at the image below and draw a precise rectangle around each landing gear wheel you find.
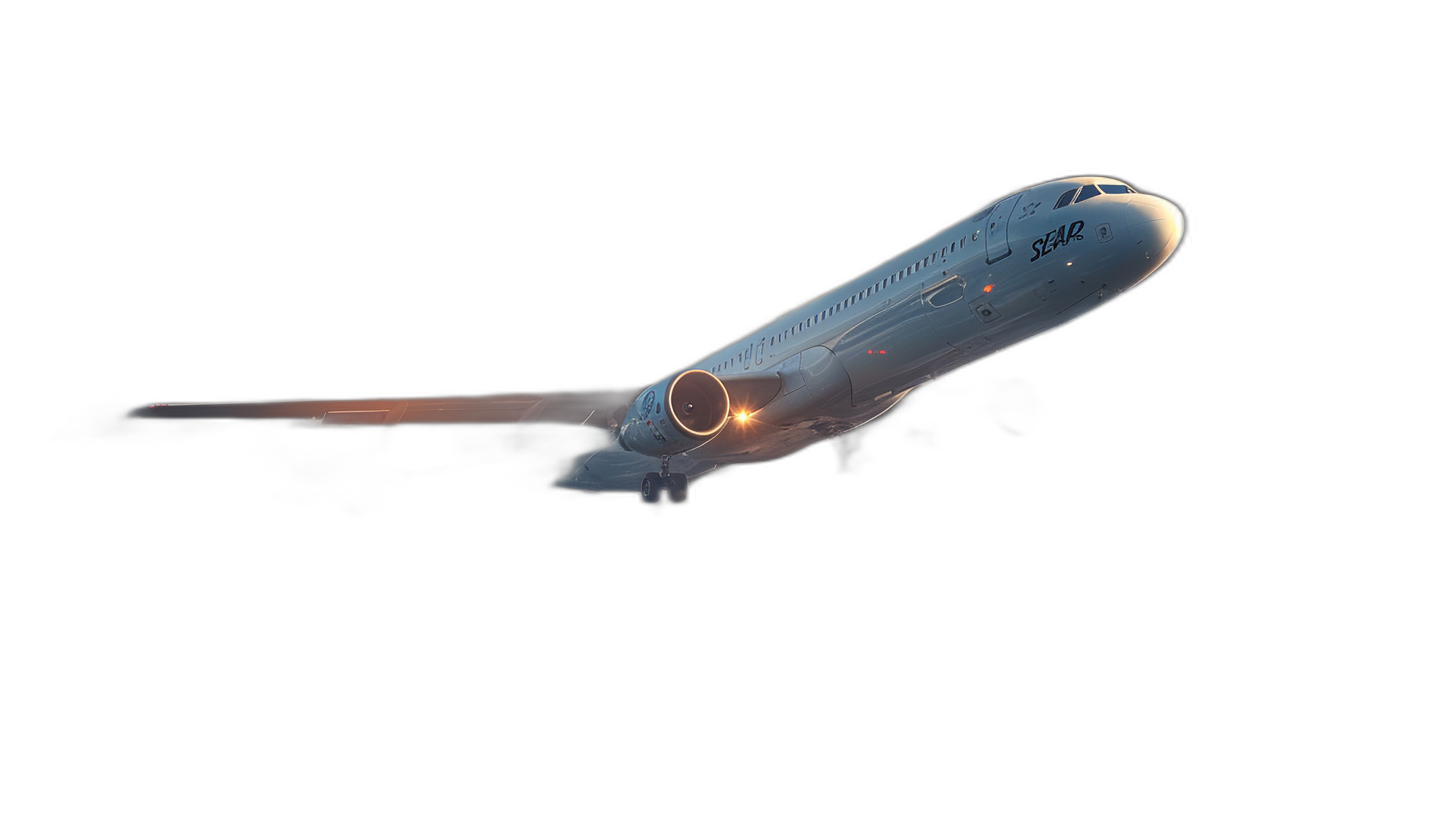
[641,473,663,503]
[667,473,688,503]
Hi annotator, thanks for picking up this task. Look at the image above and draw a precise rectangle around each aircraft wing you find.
[130,391,636,429]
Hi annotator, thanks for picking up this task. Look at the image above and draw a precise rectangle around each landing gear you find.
[641,473,663,503]
[641,455,689,503]
[667,473,688,503]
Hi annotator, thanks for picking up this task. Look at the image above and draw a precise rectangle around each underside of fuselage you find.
[556,390,907,492]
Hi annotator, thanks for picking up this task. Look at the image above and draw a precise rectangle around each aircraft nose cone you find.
[1124,195,1183,263]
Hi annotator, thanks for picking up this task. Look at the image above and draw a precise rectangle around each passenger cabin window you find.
[1075,185,1101,203]
[1054,189,1077,209]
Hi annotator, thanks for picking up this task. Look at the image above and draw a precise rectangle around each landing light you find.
[736,411,750,422]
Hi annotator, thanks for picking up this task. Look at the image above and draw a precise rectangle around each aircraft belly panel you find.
[559,423,837,491]
[832,294,954,406]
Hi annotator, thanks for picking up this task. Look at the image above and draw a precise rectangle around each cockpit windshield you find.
[1053,183,1138,209]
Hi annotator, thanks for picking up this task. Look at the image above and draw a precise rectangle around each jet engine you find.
[617,369,730,456]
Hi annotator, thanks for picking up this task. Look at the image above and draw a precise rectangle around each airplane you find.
[132,175,1183,503]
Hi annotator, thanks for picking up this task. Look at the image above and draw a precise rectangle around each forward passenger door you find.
[984,194,1022,264]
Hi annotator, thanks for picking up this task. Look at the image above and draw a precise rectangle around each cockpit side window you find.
[1075,185,1102,203]
[1098,184,1132,195]
[1053,188,1078,209]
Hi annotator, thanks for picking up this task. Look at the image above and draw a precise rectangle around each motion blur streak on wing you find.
[130,391,636,429]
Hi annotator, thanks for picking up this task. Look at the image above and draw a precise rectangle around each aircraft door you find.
[984,194,1022,264]
[755,339,765,367]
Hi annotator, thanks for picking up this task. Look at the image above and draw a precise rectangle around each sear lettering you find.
[1029,220,1085,262]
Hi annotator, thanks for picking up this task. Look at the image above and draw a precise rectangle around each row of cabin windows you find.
[708,235,969,374]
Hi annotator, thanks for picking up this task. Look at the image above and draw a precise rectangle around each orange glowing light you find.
[736,411,749,422]
[983,284,994,293]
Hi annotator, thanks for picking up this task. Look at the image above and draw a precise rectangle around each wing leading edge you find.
[130,391,636,429]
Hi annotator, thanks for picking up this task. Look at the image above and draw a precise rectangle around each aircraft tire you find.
[641,474,663,503]
[667,473,688,503]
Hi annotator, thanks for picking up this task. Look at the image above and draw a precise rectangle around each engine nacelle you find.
[617,369,731,456]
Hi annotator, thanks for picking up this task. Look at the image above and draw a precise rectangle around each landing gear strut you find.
[641,455,689,503]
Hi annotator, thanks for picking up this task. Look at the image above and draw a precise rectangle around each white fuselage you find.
[693,175,1182,434]
[566,176,1182,488]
